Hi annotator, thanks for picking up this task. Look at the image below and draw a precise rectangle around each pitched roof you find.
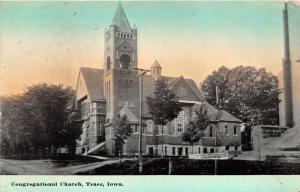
[192,102,242,123]
[118,105,139,123]
[111,2,131,33]
[164,76,205,101]
[151,60,161,68]
[184,78,206,101]
[80,67,105,101]
[216,110,242,123]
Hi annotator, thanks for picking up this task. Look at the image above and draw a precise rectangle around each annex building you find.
[75,3,242,156]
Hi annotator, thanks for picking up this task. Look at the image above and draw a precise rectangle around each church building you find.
[74,2,242,156]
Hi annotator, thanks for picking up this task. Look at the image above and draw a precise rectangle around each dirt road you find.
[0,158,120,175]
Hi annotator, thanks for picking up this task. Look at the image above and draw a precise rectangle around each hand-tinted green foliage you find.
[146,78,182,126]
[201,66,279,126]
[112,114,132,156]
[0,83,82,157]
[182,105,210,148]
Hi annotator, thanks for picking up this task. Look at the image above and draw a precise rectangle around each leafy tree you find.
[146,78,182,155]
[0,83,81,156]
[201,66,279,126]
[181,104,210,153]
[23,84,76,153]
[62,111,83,155]
[112,114,132,157]
[0,96,34,155]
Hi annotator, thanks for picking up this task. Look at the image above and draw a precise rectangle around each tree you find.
[201,66,280,126]
[181,104,210,153]
[62,111,83,155]
[146,78,182,156]
[23,84,77,153]
[112,114,132,157]
[0,83,82,156]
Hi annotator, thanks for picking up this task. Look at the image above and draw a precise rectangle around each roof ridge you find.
[80,67,103,71]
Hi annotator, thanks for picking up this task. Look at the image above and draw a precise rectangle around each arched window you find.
[225,125,228,134]
[234,125,237,135]
[120,54,131,70]
[177,123,183,134]
[209,126,213,137]
[106,56,111,70]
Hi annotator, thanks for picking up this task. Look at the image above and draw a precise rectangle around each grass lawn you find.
[78,157,300,175]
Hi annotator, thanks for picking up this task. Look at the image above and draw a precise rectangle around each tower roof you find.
[151,60,162,68]
[111,2,131,33]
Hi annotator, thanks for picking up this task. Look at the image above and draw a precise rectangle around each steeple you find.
[111,2,131,33]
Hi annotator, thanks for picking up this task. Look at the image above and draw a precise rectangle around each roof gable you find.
[75,71,89,102]
[118,105,139,123]
[78,67,105,102]
[167,76,204,101]
[117,41,133,52]
[193,102,242,123]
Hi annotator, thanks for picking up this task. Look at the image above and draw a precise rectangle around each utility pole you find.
[135,67,150,174]
[214,86,220,175]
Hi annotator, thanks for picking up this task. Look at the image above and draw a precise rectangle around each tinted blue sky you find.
[0,1,299,95]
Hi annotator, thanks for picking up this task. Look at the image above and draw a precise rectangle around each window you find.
[97,121,102,135]
[147,120,153,134]
[225,125,228,134]
[172,147,176,156]
[164,146,167,155]
[235,146,238,151]
[149,147,153,156]
[198,147,201,153]
[176,123,183,135]
[175,111,187,135]
[131,125,138,133]
[203,148,208,153]
[120,54,130,70]
[210,148,214,153]
[234,126,237,135]
[106,56,111,70]
[178,147,183,156]
[209,126,213,137]
[185,147,189,155]
[225,146,230,151]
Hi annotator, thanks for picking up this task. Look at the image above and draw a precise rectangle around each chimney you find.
[282,1,294,127]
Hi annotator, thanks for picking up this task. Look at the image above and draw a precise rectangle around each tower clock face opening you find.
[120,54,131,69]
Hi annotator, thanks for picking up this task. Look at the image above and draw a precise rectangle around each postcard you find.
[0,0,300,192]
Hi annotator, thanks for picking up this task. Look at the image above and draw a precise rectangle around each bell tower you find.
[104,2,137,71]
[104,2,139,120]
